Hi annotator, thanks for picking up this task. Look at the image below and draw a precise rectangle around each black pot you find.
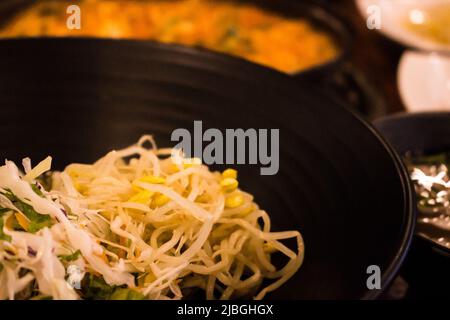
[374,112,450,298]
[0,0,352,77]
[0,0,387,119]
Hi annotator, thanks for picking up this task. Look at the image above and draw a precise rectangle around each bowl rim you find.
[374,111,450,256]
[338,111,416,299]
[374,111,450,123]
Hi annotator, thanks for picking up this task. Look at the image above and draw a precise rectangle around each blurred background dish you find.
[356,0,450,52]
[0,0,347,75]
[398,50,450,112]
[0,38,415,299]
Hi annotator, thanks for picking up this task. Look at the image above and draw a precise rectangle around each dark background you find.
[325,0,405,116]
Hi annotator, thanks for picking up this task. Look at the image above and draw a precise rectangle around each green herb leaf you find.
[109,288,146,300]
[0,204,21,232]
[80,274,146,300]
[30,295,53,300]
[81,274,116,300]
[6,193,53,233]
[59,250,82,262]
[15,201,52,233]
[31,184,44,197]
[0,217,11,242]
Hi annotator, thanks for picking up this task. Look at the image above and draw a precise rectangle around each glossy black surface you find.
[0,38,413,299]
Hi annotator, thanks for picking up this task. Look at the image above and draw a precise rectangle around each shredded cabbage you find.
[0,135,304,300]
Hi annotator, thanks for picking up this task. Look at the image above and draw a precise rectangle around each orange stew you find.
[0,0,339,73]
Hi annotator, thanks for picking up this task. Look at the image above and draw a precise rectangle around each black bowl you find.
[0,38,413,299]
[374,112,450,296]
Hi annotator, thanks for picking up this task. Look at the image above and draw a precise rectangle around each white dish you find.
[355,0,450,52]
[398,50,450,112]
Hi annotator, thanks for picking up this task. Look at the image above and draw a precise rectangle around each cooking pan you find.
[0,38,413,299]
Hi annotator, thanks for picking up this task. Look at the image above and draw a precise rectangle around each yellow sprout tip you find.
[222,168,238,179]
[225,193,244,208]
[128,190,154,204]
[220,177,239,192]
[151,194,171,208]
